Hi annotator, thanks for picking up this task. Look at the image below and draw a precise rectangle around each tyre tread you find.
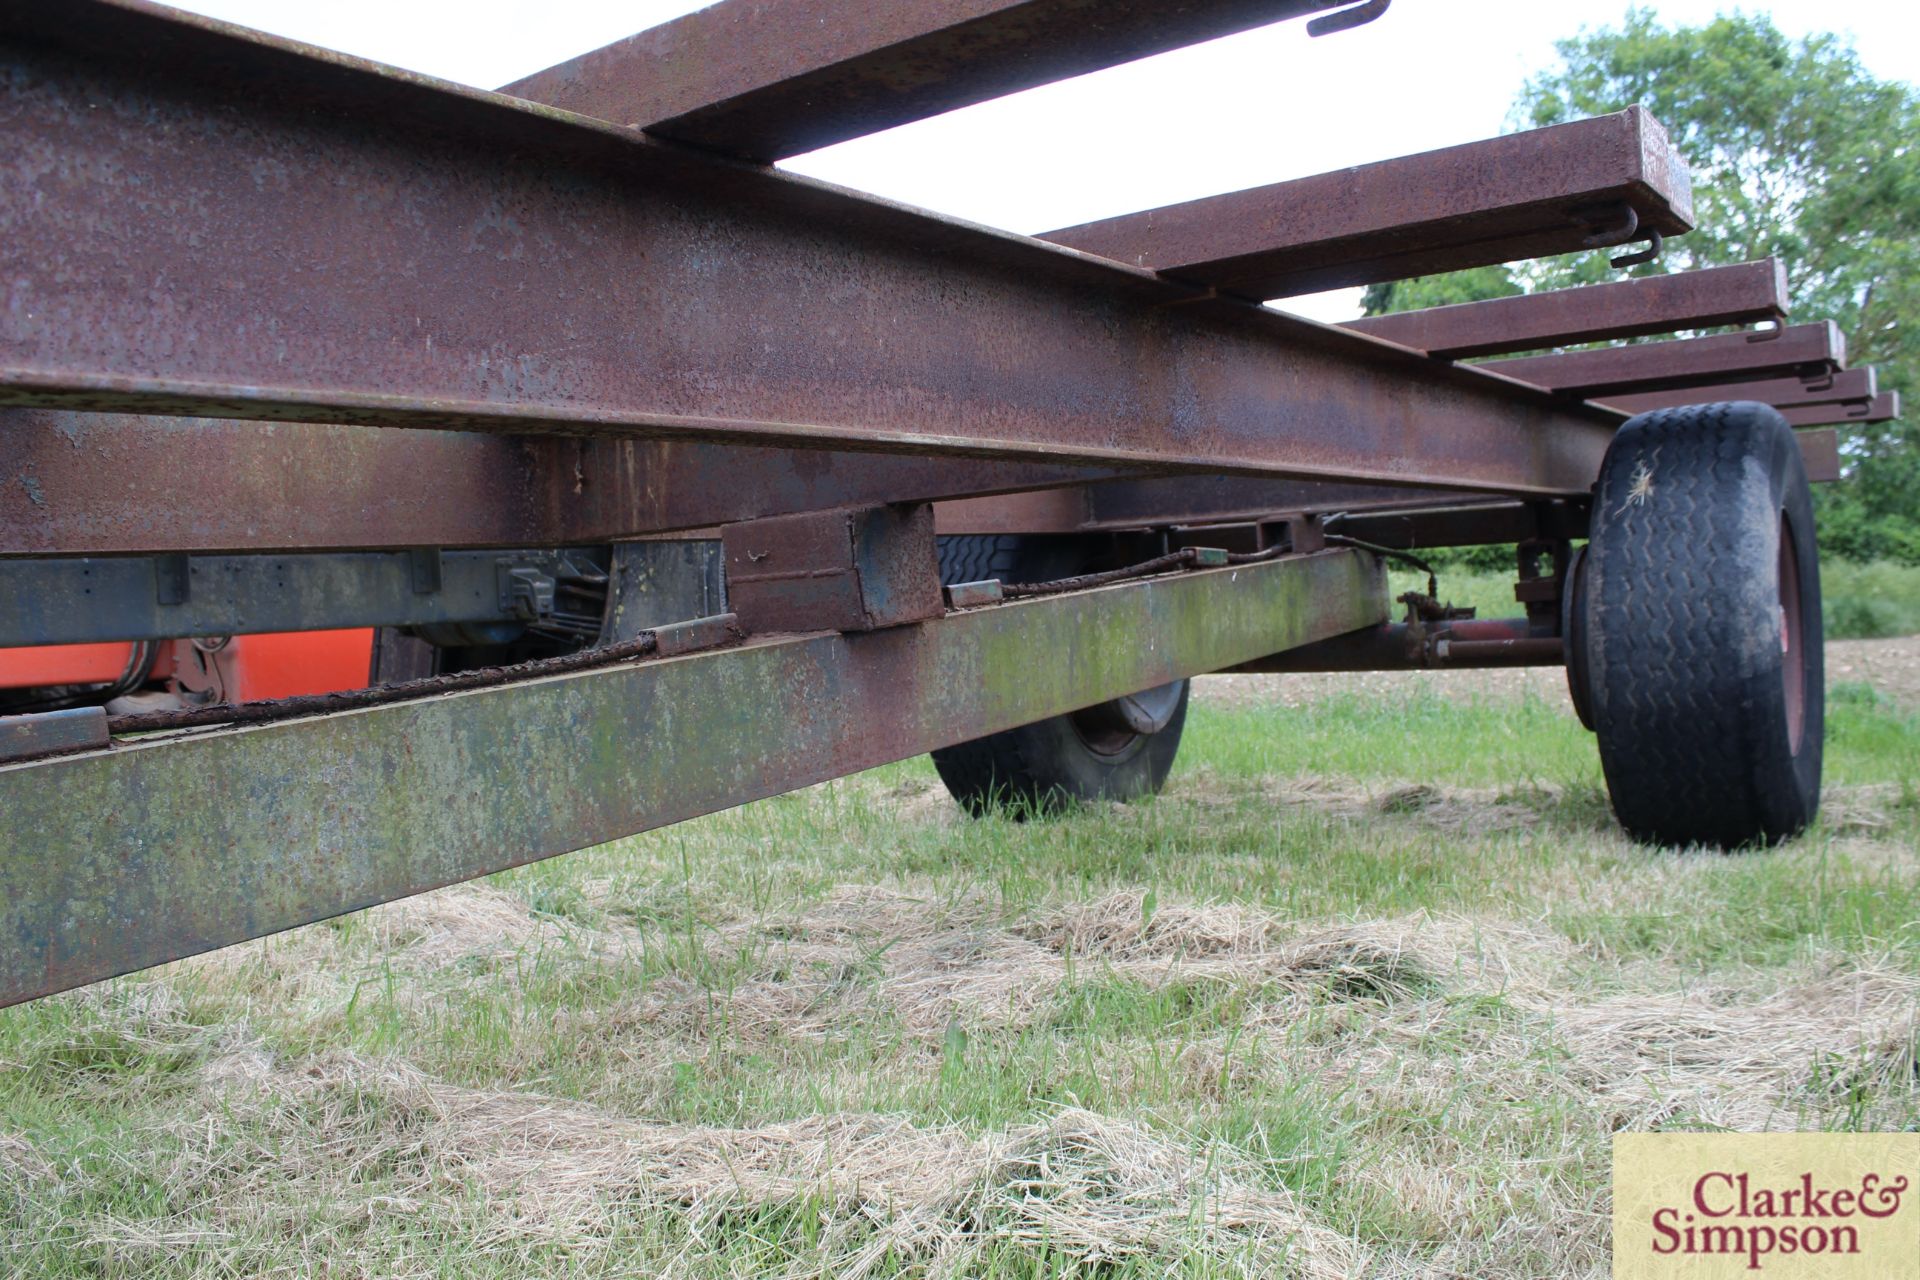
[1584,401,1821,847]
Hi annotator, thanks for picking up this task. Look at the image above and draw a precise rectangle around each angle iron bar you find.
[0,411,1540,558]
[932,476,1509,535]
[1599,367,1877,415]
[0,413,1129,557]
[1341,260,1791,359]
[934,421,1840,536]
[502,0,1365,163]
[0,1,1619,499]
[1476,322,1845,398]
[1777,392,1900,428]
[0,547,1385,1007]
[1039,107,1692,299]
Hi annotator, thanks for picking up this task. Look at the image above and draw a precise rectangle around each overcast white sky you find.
[169,1,1920,322]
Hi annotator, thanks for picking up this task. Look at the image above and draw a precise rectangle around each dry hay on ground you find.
[22,884,1912,1277]
[129,1047,1361,1279]
[20,754,1913,1278]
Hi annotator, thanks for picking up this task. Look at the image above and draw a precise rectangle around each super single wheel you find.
[931,534,1191,816]
[1574,401,1823,848]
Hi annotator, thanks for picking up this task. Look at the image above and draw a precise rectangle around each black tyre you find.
[931,534,1191,816]
[1576,401,1822,848]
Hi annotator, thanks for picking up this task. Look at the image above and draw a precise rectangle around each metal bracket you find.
[0,707,110,765]
[944,580,1004,610]
[156,553,190,606]
[722,504,943,633]
[498,563,558,621]
[409,548,443,595]
[652,612,743,658]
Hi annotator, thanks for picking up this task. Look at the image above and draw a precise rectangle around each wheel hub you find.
[1069,681,1184,756]
[1779,512,1806,756]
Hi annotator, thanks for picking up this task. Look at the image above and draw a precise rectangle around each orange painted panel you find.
[0,642,137,689]
[226,630,375,701]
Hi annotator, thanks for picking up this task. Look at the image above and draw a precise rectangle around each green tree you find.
[1358,264,1520,317]
[1366,10,1920,561]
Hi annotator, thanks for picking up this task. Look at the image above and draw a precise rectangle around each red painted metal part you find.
[1040,108,1692,298]
[0,643,139,689]
[1779,510,1807,753]
[0,631,373,699]
[181,632,379,704]
[502,0,1366,162]
[1342,260,1790,359]
[1476,323,1846,398]
[0,2,1621,500]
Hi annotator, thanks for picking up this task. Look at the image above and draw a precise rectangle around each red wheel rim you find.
[1778,512,1806,756]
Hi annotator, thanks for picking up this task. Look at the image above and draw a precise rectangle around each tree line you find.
[1362,9,1918,563]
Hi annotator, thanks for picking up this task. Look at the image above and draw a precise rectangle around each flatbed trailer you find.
[0,0,1890,1009]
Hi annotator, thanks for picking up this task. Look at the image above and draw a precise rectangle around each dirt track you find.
[1196,635,1920,712]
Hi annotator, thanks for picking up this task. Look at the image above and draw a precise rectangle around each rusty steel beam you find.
[1797,429,1842,483]
[932,476,1495,535]
[502,0,1372,163]
[1229,618,1562,672]
[0,410,1529,556]
[1778,392,1901,428]
[1040,108,1692,299]
[0,546,1385,1007]
[1476,323,1845,399]
[0,3,1623,501]
[0,412,1137,556]
[1342,260,1790,359]
[1601,368,1877,416]
[938,414,1847,537]
[1328,502,1588,549]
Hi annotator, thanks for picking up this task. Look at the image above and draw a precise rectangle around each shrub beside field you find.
[2,648,1917,1277]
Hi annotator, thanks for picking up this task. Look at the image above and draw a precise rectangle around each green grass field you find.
[1413,559,1920,640]
[4,646,1918,1277]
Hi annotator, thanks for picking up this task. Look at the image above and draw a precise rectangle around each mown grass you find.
[3,651,1917,1278]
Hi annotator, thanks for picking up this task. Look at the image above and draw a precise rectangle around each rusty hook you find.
[1308,0,1391,37]
[1609,229,1663,270]
[1576,201,1639,249]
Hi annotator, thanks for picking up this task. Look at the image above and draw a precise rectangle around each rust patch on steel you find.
[0,549,1386,1007]
[723,505,943,633]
